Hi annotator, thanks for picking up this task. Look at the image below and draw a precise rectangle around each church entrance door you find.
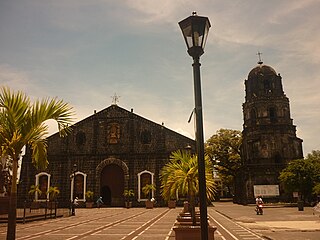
[100,164,124,207]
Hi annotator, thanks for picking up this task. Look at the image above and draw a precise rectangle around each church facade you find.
[18,104,195,207]
[235,62,303,204]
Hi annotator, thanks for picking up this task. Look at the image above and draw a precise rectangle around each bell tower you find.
[235,58,303,204]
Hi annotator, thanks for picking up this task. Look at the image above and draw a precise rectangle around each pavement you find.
[211,201,320,240]
[1,202,320,240]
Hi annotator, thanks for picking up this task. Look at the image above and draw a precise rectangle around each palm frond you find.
[31,140,48,170]
[160,150,217,202]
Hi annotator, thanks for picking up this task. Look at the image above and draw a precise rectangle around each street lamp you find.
[179,12,211,240]
[71,163,77,216]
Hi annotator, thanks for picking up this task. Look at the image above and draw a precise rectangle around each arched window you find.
[140,130,151,144]
[76,131,86,146]
[264,79,271,93]
[35,172,51,201]
[269,107,277,123]
[137,170,154,201]
[70,171,87,201]
[283,108,289,118]
[274,153,281,164]
[250,109,257,125]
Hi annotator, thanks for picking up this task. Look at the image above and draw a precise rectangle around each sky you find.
[0,0,319,155]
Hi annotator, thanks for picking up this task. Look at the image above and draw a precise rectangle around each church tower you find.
[235,57,303,204]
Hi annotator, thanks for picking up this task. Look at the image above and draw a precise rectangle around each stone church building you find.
[17,60,304,206]
[235,61,303,204]
[18,104,195,207]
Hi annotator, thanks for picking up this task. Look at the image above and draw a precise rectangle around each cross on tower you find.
[111,93,120,105]
[257,51,263,65]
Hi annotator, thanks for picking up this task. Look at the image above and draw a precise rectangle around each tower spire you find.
[257,51,263,65]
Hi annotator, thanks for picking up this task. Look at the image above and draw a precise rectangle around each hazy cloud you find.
[0,0,319,154]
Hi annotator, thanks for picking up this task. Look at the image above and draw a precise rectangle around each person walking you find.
[96,196,104,208]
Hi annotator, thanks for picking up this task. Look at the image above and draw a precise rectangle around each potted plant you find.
[123,189,134,208]
[142,184,156,209]
[85,191,94,208]
[28,185,41,211]
[47,186,60,201]
[160,150,217,239]
[47,186,60,209]
[168,198,177,209]
[28,184,42,201]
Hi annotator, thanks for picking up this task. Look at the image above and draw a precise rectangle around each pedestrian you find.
[255,195,263,205]
[96,196,104,208]
[255,195,264,215]
[74,197,79,206]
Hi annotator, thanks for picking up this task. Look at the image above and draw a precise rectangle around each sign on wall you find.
[253,185,279,197]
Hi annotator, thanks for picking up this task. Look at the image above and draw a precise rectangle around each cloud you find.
[1,0,320,155]
[0,64,29,88]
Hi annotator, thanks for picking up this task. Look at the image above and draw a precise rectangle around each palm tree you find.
[28,184,42,201]
[142,184,156,200]
[160,150,217,225]
[85,190,94,202]
[123,189,134,208]
[142,184,156,209]
[47,186,60,202]
[0,87,74,240]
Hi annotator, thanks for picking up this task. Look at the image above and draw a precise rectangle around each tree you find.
[28,184,42,201]
[0,155,11,196]
[205,129,242,196]
[123,189,134,202]
[47,186,60,202]
[279,150,320,202]
[85,190,94,202]
[0,87,74,240]
[160,150,217,225]
[142,184,156,200]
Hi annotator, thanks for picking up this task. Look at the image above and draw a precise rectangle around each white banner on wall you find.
[254,185,280,197]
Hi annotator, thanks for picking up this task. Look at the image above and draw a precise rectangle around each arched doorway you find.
[100,164,124,206]
[101,186,111,205]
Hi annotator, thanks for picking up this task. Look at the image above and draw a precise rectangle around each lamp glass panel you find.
[202,21,210,49]
[182,24,193,49]
[192,23,205,47]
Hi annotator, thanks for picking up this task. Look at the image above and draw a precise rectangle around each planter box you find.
[125,201,132,208]
[168,200,176,209]
[86,202,94,208]
[173,225,216,240]
[145,200,154,209]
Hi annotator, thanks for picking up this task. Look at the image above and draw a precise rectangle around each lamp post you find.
[71,163,77,216]
[179,12,211,240]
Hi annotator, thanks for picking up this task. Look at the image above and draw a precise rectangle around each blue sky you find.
[1,0,319,155]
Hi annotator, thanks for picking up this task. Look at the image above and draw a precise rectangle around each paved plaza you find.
[211,202,320,240]
[0,202,320,240]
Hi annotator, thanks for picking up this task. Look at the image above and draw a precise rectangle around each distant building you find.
[18,104,195,207]
[235,62,303,204]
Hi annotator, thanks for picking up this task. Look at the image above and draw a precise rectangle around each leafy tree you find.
[0,87,74,240]
[279,150,320,202]
[313,183,320,196]
[305,150,320,161]
[205,129,242,195]
[160,150,217,225]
